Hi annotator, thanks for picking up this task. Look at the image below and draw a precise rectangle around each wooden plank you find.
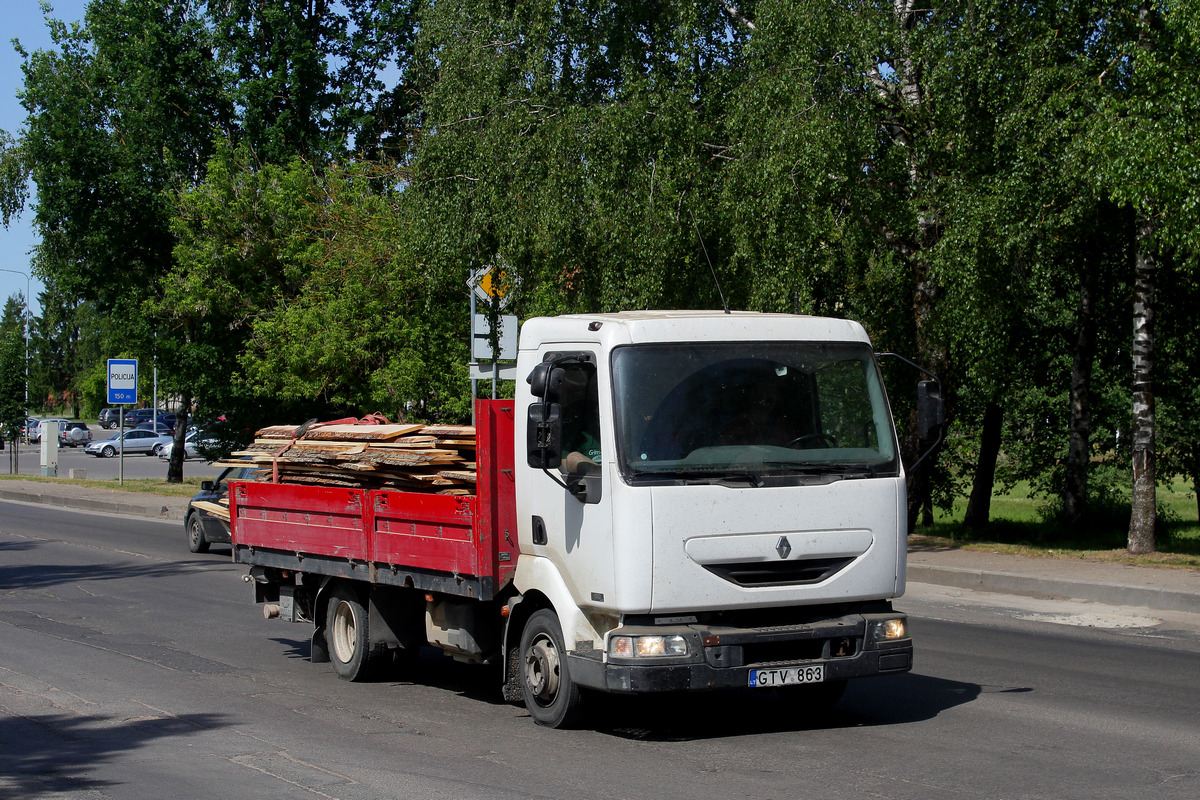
[419,425,476,437]
[192,500,230,520]
[437,470,478,483]
[302,423,425,441]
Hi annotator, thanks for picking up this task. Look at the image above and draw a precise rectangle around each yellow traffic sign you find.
[469,264,516,308]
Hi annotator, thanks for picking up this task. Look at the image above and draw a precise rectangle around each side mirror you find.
[526,362,569,402]
[200,480,215,491]
[527,362,551,397]
[917,380,945,441]
[527,403,563,469]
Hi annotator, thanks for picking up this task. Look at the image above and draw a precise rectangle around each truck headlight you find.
[868,617,908,643]
[609,634,689,658]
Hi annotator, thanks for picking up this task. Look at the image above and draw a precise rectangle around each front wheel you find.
[325,585,378,681]
[186,513,209,554]
[520,609,584,728]
[102,445,115,458]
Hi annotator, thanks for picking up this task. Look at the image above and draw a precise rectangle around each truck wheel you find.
[186,513,209,554]
[520,609,584,728]
[326,585,376,681]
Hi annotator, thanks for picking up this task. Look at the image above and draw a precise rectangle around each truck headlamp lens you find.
[869,617,908,642]
[609,634,689,658]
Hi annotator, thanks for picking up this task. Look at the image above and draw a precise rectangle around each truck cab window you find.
[558,362,601,474]
[611,342,899,483]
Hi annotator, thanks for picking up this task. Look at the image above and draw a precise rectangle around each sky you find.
[1,0,90,317]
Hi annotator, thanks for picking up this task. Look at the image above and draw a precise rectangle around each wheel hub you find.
[331,601,357,663]
[524,635,560,704]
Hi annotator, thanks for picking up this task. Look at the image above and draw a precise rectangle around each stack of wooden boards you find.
[212,421,479,499]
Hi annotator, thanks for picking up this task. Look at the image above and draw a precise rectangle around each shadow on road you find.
[0,712,230,798]
[591,672,990,741]
[0,560,207,592]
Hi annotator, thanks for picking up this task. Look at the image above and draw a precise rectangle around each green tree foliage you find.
[409,0,750,317]
[208,0,340,162]
[8,0,1200,550]
[0,295,27,452]
[17,0,229,310]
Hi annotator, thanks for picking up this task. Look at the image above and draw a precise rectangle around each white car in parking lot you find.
[158,429,216,461]
[28,418,71,443]
[85,429,174,458]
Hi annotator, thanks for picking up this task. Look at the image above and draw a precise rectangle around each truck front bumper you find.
[566,611,913,694]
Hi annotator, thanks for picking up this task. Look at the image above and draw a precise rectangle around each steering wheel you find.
[786,432,839,449]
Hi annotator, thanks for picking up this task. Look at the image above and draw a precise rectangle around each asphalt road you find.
[2,500,1198,800]
[3,440,225,481]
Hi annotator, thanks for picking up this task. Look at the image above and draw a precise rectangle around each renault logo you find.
[776,536,792,559]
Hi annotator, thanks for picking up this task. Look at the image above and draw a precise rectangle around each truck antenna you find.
[689,209,730,314]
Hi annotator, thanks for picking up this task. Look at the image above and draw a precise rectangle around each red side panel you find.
[371,492,477,575]
[229,400,518,589]
[368,400,517,584]
[474,400,519,586]
[230,482,370,561]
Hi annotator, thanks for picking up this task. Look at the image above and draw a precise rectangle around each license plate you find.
[749,665,825,688]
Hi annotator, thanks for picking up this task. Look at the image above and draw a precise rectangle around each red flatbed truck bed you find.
[229,401,519,601]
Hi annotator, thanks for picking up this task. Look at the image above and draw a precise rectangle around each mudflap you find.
[311,625,330,663]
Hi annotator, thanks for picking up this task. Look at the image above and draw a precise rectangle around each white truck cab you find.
[511,311,917,726]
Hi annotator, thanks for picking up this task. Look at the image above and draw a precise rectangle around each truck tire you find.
[186,513,210,554]
[519,609,584,728]
[325,585,377,681]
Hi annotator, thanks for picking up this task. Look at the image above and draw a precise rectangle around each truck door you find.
[528,351,616,612]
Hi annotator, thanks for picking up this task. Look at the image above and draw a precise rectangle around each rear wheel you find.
[186,513,209,554]
[520,609,584,728]
[325,585,378,681]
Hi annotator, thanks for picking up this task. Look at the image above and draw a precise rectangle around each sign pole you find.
[469,286,478,426]
[108,358,138,487]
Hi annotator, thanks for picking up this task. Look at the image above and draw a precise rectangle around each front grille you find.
[742,635,858,666]
[703,557,853,587]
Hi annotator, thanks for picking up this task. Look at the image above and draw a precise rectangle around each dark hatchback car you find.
[130,408,169,427]
[186,465,258,553]
[98,408,137,429]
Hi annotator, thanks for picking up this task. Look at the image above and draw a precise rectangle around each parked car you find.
[59,421,93,447]
[134,422,174,437]
[28,418,70,444]
[159,429,216,461]
[98,408,138,429]
[129,408,168,427]
[85,429,174,458]
[185,464,258,553]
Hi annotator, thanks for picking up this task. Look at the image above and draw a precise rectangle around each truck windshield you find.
[611,342,899,484]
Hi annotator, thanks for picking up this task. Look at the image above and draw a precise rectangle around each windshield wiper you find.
[763,462,881,477]
[631,469,765,487]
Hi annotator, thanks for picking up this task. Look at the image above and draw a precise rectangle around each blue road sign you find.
[107,359,138,405]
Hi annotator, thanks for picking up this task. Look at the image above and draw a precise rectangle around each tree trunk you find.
[1063,281,1096,527]
[964,401,1003,529]
[166,395,192,484]
[1128,215,1157,554]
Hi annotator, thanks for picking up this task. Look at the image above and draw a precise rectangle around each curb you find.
[908,563,1200,615]
[0,487,187,521]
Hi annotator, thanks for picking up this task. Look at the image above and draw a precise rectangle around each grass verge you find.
[911,479,1200,569]
[0,473,205,497]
